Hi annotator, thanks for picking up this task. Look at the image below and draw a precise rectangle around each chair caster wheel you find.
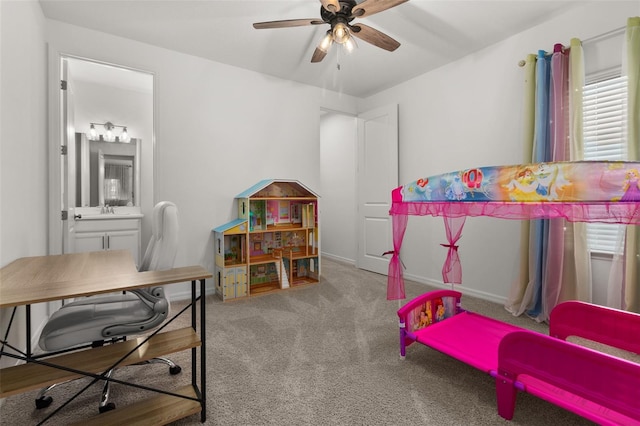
[99,402,116,413]
[169,365,182,375]
[35,396,53,409]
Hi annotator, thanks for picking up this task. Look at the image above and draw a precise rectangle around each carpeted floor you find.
[1,257,598,425]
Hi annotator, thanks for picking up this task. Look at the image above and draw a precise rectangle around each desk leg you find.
[200,278,207,422]
[191,280,196,385]
[191,279,207,422]
[26,304,32,357]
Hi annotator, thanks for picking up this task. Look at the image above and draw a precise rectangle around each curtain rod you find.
[518,26,626,67]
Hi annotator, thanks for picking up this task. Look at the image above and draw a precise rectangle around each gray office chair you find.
[37,201,180,412]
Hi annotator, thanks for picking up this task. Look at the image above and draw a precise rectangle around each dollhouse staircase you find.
[277,259,290,289]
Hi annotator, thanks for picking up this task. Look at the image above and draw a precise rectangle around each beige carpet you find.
[1,258,599,425]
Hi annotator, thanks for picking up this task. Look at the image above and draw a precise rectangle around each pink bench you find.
[398,290,640,424]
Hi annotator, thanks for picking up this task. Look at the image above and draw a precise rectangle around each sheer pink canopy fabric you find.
[390,201,640,224]
[441,216,466,284]
[387,213,408,300]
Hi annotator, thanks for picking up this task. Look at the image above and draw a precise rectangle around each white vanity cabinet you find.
[74,217,142,267]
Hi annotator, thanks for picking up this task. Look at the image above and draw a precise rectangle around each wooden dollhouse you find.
[213,180,320,301]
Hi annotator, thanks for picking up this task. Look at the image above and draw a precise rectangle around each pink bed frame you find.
[398,289,640,424]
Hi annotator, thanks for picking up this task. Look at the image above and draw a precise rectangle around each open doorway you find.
[319,110,357,264]
[319,104,398,273]
[48,53,154,256]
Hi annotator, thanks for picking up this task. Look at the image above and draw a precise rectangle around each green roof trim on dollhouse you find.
[235,179,319,199]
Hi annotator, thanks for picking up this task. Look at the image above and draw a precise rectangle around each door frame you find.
[47,45,64,255]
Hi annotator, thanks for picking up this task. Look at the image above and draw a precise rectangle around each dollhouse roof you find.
[235,179,319,199]
[212,218,247,233]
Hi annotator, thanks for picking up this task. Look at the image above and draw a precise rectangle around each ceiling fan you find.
[253,0,408,63]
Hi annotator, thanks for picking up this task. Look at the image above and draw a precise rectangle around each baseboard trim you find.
[169,286,216,303]
[320,252,355,266]
[402,272,507,305]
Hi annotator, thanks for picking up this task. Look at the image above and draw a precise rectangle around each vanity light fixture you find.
[89,121,130,142]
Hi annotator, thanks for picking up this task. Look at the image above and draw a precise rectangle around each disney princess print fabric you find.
[396,161,640,203]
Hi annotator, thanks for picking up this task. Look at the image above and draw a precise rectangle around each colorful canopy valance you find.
[387,161,640,300]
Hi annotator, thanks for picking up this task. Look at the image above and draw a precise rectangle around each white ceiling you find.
[40,0,581,98]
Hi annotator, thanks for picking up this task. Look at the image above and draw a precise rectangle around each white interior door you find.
[356,104,398,274]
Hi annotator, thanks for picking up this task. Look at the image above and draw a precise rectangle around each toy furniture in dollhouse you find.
[213,179,320,301]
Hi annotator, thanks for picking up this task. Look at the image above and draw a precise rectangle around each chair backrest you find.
[138,201,179,272]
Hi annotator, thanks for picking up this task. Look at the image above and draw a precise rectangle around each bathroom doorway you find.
[48,52,154,255]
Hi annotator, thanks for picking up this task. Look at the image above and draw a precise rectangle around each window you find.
[583,71,628,254]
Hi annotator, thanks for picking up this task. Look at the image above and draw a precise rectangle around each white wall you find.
[0,0,48,368]
[320,112,357,264]
[358,1,640,302]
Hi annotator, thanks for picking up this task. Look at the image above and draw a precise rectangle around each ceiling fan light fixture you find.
[319,31,333,52]
[344,36,356,53]
[252,0,407,64]
[332,22,350,44]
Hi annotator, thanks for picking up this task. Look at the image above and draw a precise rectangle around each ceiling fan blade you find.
[253,19,324,29]
[350,23,400,51]
[311,47,328,63]
[320,0,340,13]
[351,0,408,18]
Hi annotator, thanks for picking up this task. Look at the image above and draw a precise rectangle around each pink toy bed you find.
[390,161,640,424]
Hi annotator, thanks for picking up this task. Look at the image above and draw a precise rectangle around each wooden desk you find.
[0,250,212,425]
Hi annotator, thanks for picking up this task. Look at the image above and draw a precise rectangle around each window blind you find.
[582,73,628,254]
